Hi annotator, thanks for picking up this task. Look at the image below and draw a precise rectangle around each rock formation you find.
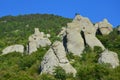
[2,44,24,55]
[84,34,105,50]
[40,41,76,77]
[1,14,120,78]
[65,15,85,56]
[98,49,119,68]
[79,15,105,50]
[96,19,113,35]
[61,14,105,56]
[66,27,85,56]
[40,48,59,74]
[73,14,97,35]
[27,28,51,54]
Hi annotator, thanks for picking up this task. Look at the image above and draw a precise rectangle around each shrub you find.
[93,46,103,54]
[54,66,66,80]
[83,45,92,53]
[66,53,75,60]
[39,74,56,80]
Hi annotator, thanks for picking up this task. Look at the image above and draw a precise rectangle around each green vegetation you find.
[0,14,72,51]
[97,28,120,60]
[54,66,66,80]
[0,14,120,80]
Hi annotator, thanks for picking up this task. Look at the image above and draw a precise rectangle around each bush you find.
[66,53,75,60]
[39,74,56,80]
[54,66,66,80]
[93,46,103,54]
[76,64,110,80]
[83,45,92,53]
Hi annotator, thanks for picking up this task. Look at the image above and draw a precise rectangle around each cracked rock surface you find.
[40,41,77,77]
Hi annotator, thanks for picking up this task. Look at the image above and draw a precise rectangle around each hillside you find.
[0,14,120,80]
[0,14,72,52]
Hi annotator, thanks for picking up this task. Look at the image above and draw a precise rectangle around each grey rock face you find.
[27,28,51,54]
[40,41,76,77]
[98,50,119,68]
[84,34,105,50]
[40,48,59,74]
[59,63,76,77]
[27,41,37,54]
[66,28,85,56]
[2,44,24,55]
[97,19,113,35]
[73,14,97,35]
[65,14,105,55]
[52,41,69,63]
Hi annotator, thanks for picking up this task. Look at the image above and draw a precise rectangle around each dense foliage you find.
[0,14,120,80]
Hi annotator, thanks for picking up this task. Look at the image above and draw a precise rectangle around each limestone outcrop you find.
[63,14,105,55]
[27,28,51,54]
[96,19,113,35]
[73,15,97,35]
[78,15,105,50]
[2,44,24,55]
[98,50,119,68]
[40,41,76,77]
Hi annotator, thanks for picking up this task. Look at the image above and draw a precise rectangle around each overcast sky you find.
[0,0,120,26]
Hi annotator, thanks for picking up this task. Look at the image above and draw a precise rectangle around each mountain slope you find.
[0,14,72,52]
[0,14,120,80]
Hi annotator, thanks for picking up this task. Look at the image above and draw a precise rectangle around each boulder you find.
[98,50,119,68]
[27,28,51,54]
[97,19,113,35]
[40,41,76,77]
[2,44,24,55]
